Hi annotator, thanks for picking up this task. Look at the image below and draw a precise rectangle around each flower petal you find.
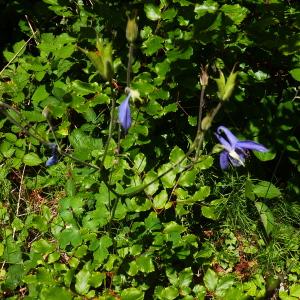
[228,151,246,167]
[236,140,268,152]
[219,151,230,170]
[46,155,58,167]
[217,126,239,147]
[118,94,131,131]
[215,132,232,152]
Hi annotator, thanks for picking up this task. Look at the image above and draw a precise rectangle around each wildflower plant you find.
[0,1,298,299]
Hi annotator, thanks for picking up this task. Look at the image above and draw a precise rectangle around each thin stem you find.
[13,165,26,239]
[194,85,207,159]
[100,89,116,171]
[195,102,222,158]
[197,85,206,136]
[46,117,60,151]
[210,102,222,120]
[110,195,120,222]
[0,34,36,77]
[117,123,121,157]
[126,43,134,87]
[0,104,49,146]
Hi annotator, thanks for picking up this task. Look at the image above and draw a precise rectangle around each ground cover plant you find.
[0,0,300,299]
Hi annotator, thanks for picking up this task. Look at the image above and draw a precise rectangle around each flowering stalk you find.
[100,84,117,171]
[195,65,208,159]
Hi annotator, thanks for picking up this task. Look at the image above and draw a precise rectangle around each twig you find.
[0,33,36,77]
[13,165,26,239]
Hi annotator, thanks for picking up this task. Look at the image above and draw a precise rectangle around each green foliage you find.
[0,0,299,299]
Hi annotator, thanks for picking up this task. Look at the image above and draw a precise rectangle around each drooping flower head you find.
[46,143,58,167]
[118,93,131,131]
[215,126,268,170]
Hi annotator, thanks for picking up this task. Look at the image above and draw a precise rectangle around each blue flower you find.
[46,155,58,167]
[118,93,131,131]
[215,126,268,170]
[46,144,58,167]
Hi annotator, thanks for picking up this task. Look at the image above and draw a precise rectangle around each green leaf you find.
[134,152,147,173]
[178,267,193,288]
[121,288,144,300]
[158,163,177,188]
[40,287,72,300]
[290,284,300,298]
[193,285,206,300]
[59,227,82,248]
[220,4,249,24]
[195,1,218,18]
[43,0,59,4]
[23,153,43,166]
[245,179,255,201]
[144,4,161,21]
[93,235,113,265]
[170,146,185,164]
[71,80,99,96]
[163,221,186,234]
[31,239,55,255]
[156,286,179,300]
[145,212,162,231]
[32,85,50,104]
[255,201,275,236]
[143,35,164,56]
[201,206,219,220]
[162,8,177,21]
[135,255,155,273]
[290,68,300,81]
[203,268,218,291]
[75,267,91,295]
[178,169,197,187]
[177,186,210,204]
[144,170,160,195]
[153,189,168,209]
[253,181,281,199]
[253,150,276,161]
[2,236,22,264]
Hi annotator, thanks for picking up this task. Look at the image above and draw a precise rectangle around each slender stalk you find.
[46,117,60,151]
[0,34,36,77]
[195,102,222,158]
[196,85,206,137]
[194,85,206,159]
[100,84,116,172]
[0,104,48,146]
[126,43,134,87]
[110,42,134,222]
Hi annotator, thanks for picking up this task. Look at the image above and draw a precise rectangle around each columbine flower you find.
[118,93,131,131]
[46,144,58,167]
[215,126,268,170]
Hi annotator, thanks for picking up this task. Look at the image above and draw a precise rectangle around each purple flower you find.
[118,93,131,131]
[46,155,58,166]
[215,126,268,170]
[46,144,58,167]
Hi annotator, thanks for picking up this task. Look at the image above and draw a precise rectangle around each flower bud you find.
[201,115,212,131]
[200,65,209,86]
[78,38,114,82]
[215,66,238,101]
[126,16,138,43]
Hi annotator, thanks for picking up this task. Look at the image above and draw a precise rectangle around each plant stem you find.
[194,85,206,159]
[126,43,134,87]
[100,83,116,172]
[197,85,206,137]
[0,103,49,146]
